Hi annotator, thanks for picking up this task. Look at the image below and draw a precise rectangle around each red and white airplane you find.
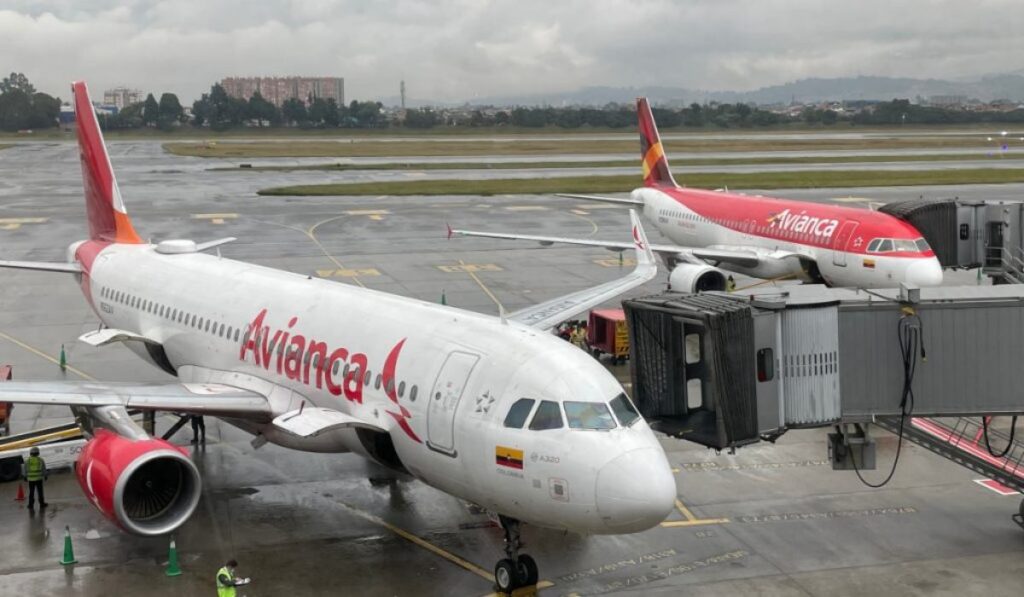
[451,98,944,292]
[0,82,676,593]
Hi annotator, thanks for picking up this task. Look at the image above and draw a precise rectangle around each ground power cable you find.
[982,415,1018,458]
[850,309,924,488]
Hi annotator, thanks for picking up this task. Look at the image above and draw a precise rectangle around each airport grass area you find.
[215,152,1024,173]
[258,168,1024,196]
[167,135,1003,159]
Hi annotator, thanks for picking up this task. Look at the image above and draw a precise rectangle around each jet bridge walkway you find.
[624,285,1024,528]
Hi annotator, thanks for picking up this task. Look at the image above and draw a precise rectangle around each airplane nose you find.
[906,258,943,287]
[595,447,676,533]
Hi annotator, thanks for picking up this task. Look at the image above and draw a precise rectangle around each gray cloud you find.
[1,0,1022,104]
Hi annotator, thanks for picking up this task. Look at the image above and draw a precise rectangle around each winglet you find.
[637,97,678,188]
[72,81,143,244]
[630,209,656,268]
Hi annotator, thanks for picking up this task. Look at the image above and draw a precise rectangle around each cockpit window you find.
[564,401,617,430]
[867,239,881,252]
[893,239,918,252]
[877,239,893,252]
[503,398,536,429]
[528,400,563,431]
[915,238,931,252]
[609,394,640,427]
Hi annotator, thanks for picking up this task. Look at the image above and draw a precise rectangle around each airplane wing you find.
[555,193,644,206]
[0,260,82,274]
[0,381,274,421]
[448,226,769,269]
[506,210,657,330]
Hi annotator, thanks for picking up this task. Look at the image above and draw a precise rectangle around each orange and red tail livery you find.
[72,81,142,244]
[637,97,677,188]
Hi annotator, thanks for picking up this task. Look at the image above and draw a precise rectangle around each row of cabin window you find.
[99,285,424,402]
[660,208,709,223]
[252,329,421,402]
[660,208,828,242]
[100,286,242,342]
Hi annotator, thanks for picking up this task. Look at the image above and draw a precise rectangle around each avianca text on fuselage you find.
[238,309,422,442]
[767,209,839,240]
[238,308,369,402]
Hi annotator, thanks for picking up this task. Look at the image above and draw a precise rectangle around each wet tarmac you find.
[0,142,1022,596]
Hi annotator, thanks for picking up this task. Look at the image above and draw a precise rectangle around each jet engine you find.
[75,430,201,536]
[668,264,727,293]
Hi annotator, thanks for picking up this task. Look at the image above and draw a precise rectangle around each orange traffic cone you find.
[14,483,24,502]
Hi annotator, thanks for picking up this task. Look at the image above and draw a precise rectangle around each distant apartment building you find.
[103,86,143,109]
[220,76,345,107]
[927,95,968,107]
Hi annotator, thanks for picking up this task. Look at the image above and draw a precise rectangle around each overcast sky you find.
[2,0,1022,104]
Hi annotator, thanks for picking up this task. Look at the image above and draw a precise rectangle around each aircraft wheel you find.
[516,554,539,586]
[495,558,518,593]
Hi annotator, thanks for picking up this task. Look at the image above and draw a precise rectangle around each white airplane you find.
[451,98,944,291]
[0,82,677,593]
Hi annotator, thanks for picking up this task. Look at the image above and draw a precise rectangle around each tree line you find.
[0,73,61,132]
[5,73,1024,133]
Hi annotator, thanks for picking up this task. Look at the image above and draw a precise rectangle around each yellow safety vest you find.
[216,566,236,597]
[25,456,44,482]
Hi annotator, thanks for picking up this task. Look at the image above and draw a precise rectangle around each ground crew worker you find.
[23,446,47,510]
[216,559,250,596]
[726,275,737,292]
[191,415,206,444]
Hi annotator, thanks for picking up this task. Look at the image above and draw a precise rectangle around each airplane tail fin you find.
[72,81,142,244]
[637,97,678,188]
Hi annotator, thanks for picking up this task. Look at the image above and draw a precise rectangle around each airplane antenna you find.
[499,304,508,325]
[216,247,222,259]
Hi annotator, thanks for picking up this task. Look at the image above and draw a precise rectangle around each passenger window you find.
[564,401,616,430]
[398,381,406,397]
[503,398,536,428]
[410,386,418,401]
[528,400,563,431]
[233,328,240,342]
[609,393,640,427]
[333,360,341,375]
[374,374,381,390]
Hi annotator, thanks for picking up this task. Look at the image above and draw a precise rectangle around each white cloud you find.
[0,0,1022,103]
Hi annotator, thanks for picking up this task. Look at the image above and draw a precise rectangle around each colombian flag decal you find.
[863,258,876,269]
[496,446,524,470]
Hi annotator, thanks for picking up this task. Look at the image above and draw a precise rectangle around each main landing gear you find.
[494,515,539,593]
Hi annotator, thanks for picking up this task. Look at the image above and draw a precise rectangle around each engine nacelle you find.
[668,264,727,293]
[76,430,201,536]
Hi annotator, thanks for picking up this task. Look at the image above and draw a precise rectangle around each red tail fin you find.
[637,97,677,188]
[72,81,142,244]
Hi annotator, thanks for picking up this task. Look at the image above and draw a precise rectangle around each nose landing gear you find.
[494,515,539,593]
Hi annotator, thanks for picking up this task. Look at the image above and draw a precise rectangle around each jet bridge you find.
[623,285,1024,505]
[878,197,1024,283]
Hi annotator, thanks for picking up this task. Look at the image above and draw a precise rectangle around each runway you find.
[0,141,1021,596]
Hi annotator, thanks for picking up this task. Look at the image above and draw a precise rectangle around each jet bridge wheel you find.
[495,515,538,592]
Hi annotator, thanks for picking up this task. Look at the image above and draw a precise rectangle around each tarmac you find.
[0,141,1022,596]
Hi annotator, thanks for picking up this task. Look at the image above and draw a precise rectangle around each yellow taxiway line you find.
[659,498,730,528]
[0,330,96,381]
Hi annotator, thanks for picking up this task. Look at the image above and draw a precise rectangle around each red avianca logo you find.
[239,309,421,443]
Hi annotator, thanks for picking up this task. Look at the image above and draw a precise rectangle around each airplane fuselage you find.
[635,186,943,288]
[78,241,676,534]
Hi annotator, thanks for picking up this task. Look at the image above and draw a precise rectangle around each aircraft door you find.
[831,221,859,267]
[426,351,479,456]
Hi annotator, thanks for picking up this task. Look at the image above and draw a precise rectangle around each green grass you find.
[214,151,1024,173]
[166,135,1005,159]
[257,168,1024,196]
